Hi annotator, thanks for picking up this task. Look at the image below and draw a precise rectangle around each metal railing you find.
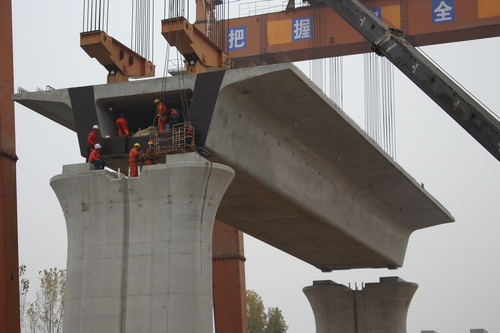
[149,122,195,156]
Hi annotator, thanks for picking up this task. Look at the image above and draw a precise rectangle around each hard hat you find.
[148,141,154,145]
[134,143,141,148]
[93,125,99,130]
[154,99,160,104]
[95,143,102,149]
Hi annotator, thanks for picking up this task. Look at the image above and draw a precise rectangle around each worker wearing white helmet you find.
[89,143,105,170]
[86,124,99,162]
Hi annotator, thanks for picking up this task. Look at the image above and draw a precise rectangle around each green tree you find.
[25,268,66,333]
[247,289,267,333]
[246,290,288,333]
[265,307,288,333]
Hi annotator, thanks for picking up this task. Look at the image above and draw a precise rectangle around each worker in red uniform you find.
[116,114,130,137]
[88,143,105,169]
[155,99,168,133]
[145,141,158,166]
[86,124,99,162]
[129,143,142,178]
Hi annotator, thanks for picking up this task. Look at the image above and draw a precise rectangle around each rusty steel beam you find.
[212,0,500,67]
[212,220,248,333]
[0,0,20,332]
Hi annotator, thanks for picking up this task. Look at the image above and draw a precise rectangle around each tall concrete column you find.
[303,277,418,333]
[50,153,234,333]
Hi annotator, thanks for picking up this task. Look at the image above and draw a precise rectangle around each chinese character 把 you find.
[228,28,245,49]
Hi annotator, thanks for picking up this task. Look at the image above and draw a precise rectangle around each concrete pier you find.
[50,153,234,333]
[303,277,418,333]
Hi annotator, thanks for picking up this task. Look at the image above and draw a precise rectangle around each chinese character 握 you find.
[433,0,455,23]
[292,17,312,41]
[227,27,246,50]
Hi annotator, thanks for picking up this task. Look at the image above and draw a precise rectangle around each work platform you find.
[13,63,454,271]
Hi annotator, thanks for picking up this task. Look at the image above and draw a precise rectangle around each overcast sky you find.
[11,1,500,333]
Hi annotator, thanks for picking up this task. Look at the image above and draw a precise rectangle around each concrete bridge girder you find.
[13,63,454,271]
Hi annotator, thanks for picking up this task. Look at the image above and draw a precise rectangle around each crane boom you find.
[321,0,500,161]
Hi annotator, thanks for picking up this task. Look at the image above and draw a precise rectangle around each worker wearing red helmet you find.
[116,114,130,137]
[167,108,181,129]
[129,143,143,177]
[155,99,168,133]
[86,124,99,162]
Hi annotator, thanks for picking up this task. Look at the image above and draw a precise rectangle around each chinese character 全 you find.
[434,0,453,22]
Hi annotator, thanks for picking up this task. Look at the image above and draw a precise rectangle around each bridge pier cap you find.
[50,153,234,333]
[303,277,418,333]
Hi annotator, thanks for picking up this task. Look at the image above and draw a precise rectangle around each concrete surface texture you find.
[14,63,454,271]
[303,277,418,333]
[50,153,234,333]
[207,64,454,270]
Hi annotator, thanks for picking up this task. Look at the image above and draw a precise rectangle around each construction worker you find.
[155,99,168,133]
[116,114,130,137]
[129,143,142,177]
[145,141,158,166]
[86,124,99,162]
[184,122,194,151]
[168,108,181,128]
[88,143,105,169]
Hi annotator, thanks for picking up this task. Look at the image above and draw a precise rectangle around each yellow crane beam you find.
[80,31,155,83]
[161,17,231,74]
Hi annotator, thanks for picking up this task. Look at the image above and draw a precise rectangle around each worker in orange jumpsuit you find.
[116,114,130,137]
[168,108,181,129]
[145,141,158,166]
[86,124,99,162]
[155,99,168,133]
[184,122,194,151]
[88,143,105,169]
[129,143,142,178]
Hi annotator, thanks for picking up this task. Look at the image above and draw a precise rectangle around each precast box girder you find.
[13,63,454,271]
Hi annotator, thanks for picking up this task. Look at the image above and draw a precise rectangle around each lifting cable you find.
[155,0,191,126]
[131,0,154,62]
[362,0,396,159]
[307,3,344,111]
[82,0,109,33]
